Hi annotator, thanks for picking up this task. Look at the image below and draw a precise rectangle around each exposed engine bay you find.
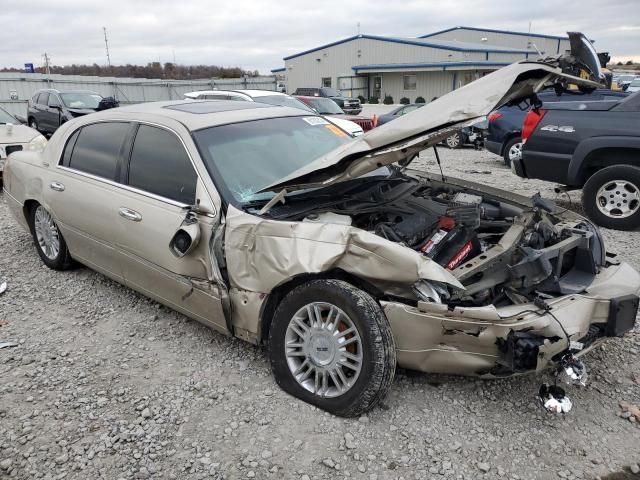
[258,168,605,309]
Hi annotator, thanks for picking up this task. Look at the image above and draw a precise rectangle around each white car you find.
[0,107,47,180]
[183,89,364,137]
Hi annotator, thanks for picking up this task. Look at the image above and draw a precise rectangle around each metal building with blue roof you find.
[271,26,572,102]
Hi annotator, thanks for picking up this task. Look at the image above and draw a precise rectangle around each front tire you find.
[29,204,74,270]
[269,279,396,417]
[582,165,640,231]
[28,117,39,132]
[502,137,522,167]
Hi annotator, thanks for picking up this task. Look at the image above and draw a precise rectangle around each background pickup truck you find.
[516,91,640,230]
[293,87,362,114]
[485,89,628,166]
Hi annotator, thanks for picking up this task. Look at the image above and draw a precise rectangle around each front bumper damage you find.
[383,261,640,377]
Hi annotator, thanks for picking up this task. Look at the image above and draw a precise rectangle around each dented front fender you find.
[224,205,463,294]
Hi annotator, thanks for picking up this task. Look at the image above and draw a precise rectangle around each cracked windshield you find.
[193,115,351,203]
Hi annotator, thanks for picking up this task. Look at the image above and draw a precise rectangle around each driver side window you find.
[48,95,61,107]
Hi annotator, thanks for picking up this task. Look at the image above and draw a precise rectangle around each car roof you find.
[35,89,99,94]
[82,100,312,131]
[184,89,283,98]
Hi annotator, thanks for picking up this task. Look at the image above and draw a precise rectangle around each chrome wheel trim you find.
[446,133,460,148]
[285,302,363,398]
[595,179,640,219]
[508,141,522,162]
[30,119,38,130]
[34,206,60,260]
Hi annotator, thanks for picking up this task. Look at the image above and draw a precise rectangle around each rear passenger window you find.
[37,93,49,105]
[68,122,129,180]
[127,125,197,204]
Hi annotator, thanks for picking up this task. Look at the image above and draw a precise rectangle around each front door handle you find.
[49,181,65,192]
[118,207,142,222]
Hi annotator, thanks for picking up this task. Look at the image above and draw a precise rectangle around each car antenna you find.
[433,145,446,182]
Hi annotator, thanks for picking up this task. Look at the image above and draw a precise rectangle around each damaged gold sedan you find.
[4,33,639,416]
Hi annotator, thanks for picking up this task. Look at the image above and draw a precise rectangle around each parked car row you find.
[4,33,639,417]
[183,89,368,136]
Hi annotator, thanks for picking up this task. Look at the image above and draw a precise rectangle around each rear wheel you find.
[29,204,74,270]
[445,131,463,149]
[502,137,522,167]
[269,279,396,417]
[582,165,640,230]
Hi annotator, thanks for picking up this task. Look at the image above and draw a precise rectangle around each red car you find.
[295,96,374,131]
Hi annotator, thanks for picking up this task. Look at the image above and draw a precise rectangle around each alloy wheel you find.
[34,206,60,260]
[446,133,460,148]
[595,180,640,218]
[508,141,522,162]
[284,302,363,398]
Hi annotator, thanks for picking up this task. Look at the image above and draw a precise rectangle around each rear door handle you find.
[49,181,65,192]
[118,207,142,222]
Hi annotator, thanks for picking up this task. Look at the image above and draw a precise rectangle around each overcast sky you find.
[2,0,639,73]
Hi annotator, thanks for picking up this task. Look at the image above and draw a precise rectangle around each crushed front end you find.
[255,168,640,378]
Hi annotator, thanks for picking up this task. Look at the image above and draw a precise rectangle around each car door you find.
[46,121,133,281]
[112,122,227,332]
[34,93,50,131]
[47,93,63,131]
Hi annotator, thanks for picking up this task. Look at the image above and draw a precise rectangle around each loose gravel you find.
[1,147,639,480]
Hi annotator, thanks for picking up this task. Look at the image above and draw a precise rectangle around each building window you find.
[403,75,417,91]
[322,77,332,87]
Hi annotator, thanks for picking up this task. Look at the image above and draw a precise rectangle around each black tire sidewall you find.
[269,279,395,416]
[503,137,522,167]
[582,165,640,231]
[29,204,71,269]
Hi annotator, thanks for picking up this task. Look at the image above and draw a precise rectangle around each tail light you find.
[521,108,546,143]
[487,111,503,122]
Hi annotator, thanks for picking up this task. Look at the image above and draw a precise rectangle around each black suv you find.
[27,89,119,134]
[293,87,361,114]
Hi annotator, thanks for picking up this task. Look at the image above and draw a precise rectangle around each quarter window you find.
[127,125,197,204]
[68,122,130,180]
[403,75,417,91]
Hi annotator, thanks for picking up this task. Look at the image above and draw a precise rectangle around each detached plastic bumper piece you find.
[606,294,639,337]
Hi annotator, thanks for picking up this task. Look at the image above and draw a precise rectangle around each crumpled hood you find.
[262,33,602,193]
[0,124,40,144]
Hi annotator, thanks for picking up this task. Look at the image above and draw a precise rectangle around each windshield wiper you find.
[258,189,288,215]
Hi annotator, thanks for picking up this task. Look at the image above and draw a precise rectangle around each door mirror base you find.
[169,212,201,258]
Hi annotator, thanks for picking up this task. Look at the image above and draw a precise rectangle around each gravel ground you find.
[1,147,639,480]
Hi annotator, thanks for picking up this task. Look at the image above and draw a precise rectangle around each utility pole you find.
[42,52,51,86]
[103,26,112,69]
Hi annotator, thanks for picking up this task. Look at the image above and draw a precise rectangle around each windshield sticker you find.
[325,124,348,137]
[302,116,329,126]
